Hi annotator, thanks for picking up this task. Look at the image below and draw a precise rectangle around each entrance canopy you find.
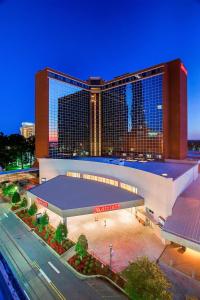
[28,175,144,218]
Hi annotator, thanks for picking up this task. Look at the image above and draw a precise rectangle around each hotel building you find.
[35,59,187,160]
[32,59,200,254]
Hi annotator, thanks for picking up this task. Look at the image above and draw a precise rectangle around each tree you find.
[54,222,68,245]
[38,212,49,232]
[123,257,172,300]
[2,184,18,197]
[28,202,37,216]
[12,192,21,205]
[0,132,10,169]
[20,197,28,208]
[75,234,88,260]
[8,134,27,169]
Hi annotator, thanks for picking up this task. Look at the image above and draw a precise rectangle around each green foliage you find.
[54,222,68,245]
[0,132,35,170]
[32,219,37,226]
[123,257,172,300]
[20,197,28,208]
[75,234,88,260]
[44,227,50,240]
[75,259,81,266]
[12,192,21,204]
[2,184,18,197]
[28,202,37,216]
[38,212,49,232]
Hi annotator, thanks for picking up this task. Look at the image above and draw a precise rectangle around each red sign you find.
[93,203,120,213]
[36,197,48,208]
[181,63,187,75]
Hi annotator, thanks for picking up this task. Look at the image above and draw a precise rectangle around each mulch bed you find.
[68,254,125,288]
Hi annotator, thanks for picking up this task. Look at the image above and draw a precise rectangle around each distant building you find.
[20,122,35,139]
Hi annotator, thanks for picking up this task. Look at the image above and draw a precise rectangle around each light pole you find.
[109,244,113,269]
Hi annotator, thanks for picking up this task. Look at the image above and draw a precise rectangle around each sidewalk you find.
[160,244,200,281]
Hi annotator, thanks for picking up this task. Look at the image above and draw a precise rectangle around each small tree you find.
[28,202,37,216]
[2,184,18,197]
[20,197,28,208]
[12,192,21,205]
[75,234,88,260]
[124,256,172,300]
[38,212,49,232]
[54,222,68,245]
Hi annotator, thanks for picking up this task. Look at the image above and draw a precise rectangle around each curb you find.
[12,211,129,298]
[13,212,61,258]
[61,259,129,298]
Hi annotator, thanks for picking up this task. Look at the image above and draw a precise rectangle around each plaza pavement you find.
[67,209,165,272]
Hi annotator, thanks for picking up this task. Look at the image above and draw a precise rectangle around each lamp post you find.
[109,244,113,269]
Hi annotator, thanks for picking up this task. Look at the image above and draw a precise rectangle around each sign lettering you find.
[93,203,120,213]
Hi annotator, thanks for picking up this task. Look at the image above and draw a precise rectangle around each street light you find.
[109,244,113,269]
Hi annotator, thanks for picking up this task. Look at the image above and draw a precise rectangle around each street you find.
[0,202,128,300]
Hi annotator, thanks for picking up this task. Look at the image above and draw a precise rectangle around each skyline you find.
[0,0,200,139]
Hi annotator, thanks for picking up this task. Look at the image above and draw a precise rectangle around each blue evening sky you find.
[0,0,199,139]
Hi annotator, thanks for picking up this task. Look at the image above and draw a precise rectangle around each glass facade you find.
[47,69,163,159]
[101,74,163,158]
[49,77,90,158]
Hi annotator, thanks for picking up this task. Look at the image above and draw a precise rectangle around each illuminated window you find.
[66,171,80,178]
[120,182,138,194]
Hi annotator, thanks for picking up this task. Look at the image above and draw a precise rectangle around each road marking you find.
[48,261,60,274]
[23,289,31,300]
[3,213,8,218]
[40,268,52,283]
[50,282,66,300]
[32,261,66,299]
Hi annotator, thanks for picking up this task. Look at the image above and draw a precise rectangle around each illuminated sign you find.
[181,63,187,75]
[93,203,120,213]
[36,197,48,208]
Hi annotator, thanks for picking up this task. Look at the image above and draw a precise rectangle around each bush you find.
[45,227,50,240]
[89,262,94,268]
[75,234,88,260]
[20,197,28,208]
[12,192,21,205]
[32,219,37,226]
[75,259,81,266]
[28,202,37,216]
[2,184,17,197]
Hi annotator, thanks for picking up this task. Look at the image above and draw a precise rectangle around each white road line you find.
[39,269,52,283]
[23,289,31,300]
[48,261,60,274]
[3,213,8,218]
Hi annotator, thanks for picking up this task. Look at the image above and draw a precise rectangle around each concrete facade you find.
[38,158,198,221]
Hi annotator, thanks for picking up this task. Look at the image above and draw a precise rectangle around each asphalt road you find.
[0,203,128,300]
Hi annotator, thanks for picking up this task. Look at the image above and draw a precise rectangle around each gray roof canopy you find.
[29,175,143,211]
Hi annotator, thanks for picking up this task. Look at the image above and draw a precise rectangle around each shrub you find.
[45,227,50,240]
[28,202,37,216]
[54,222,68,245]
[32,219,37,226]
[20,197,28,208]
[75,259,81,266]
[75,234,88,260]
[12,192,21,205]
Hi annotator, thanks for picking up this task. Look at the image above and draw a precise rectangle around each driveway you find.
[68,209,165,272]
[0,202,128,300]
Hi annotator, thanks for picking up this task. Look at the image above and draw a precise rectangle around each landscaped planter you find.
[16,211,75,255]
[11,205,20,211]
[68,254,125,288]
